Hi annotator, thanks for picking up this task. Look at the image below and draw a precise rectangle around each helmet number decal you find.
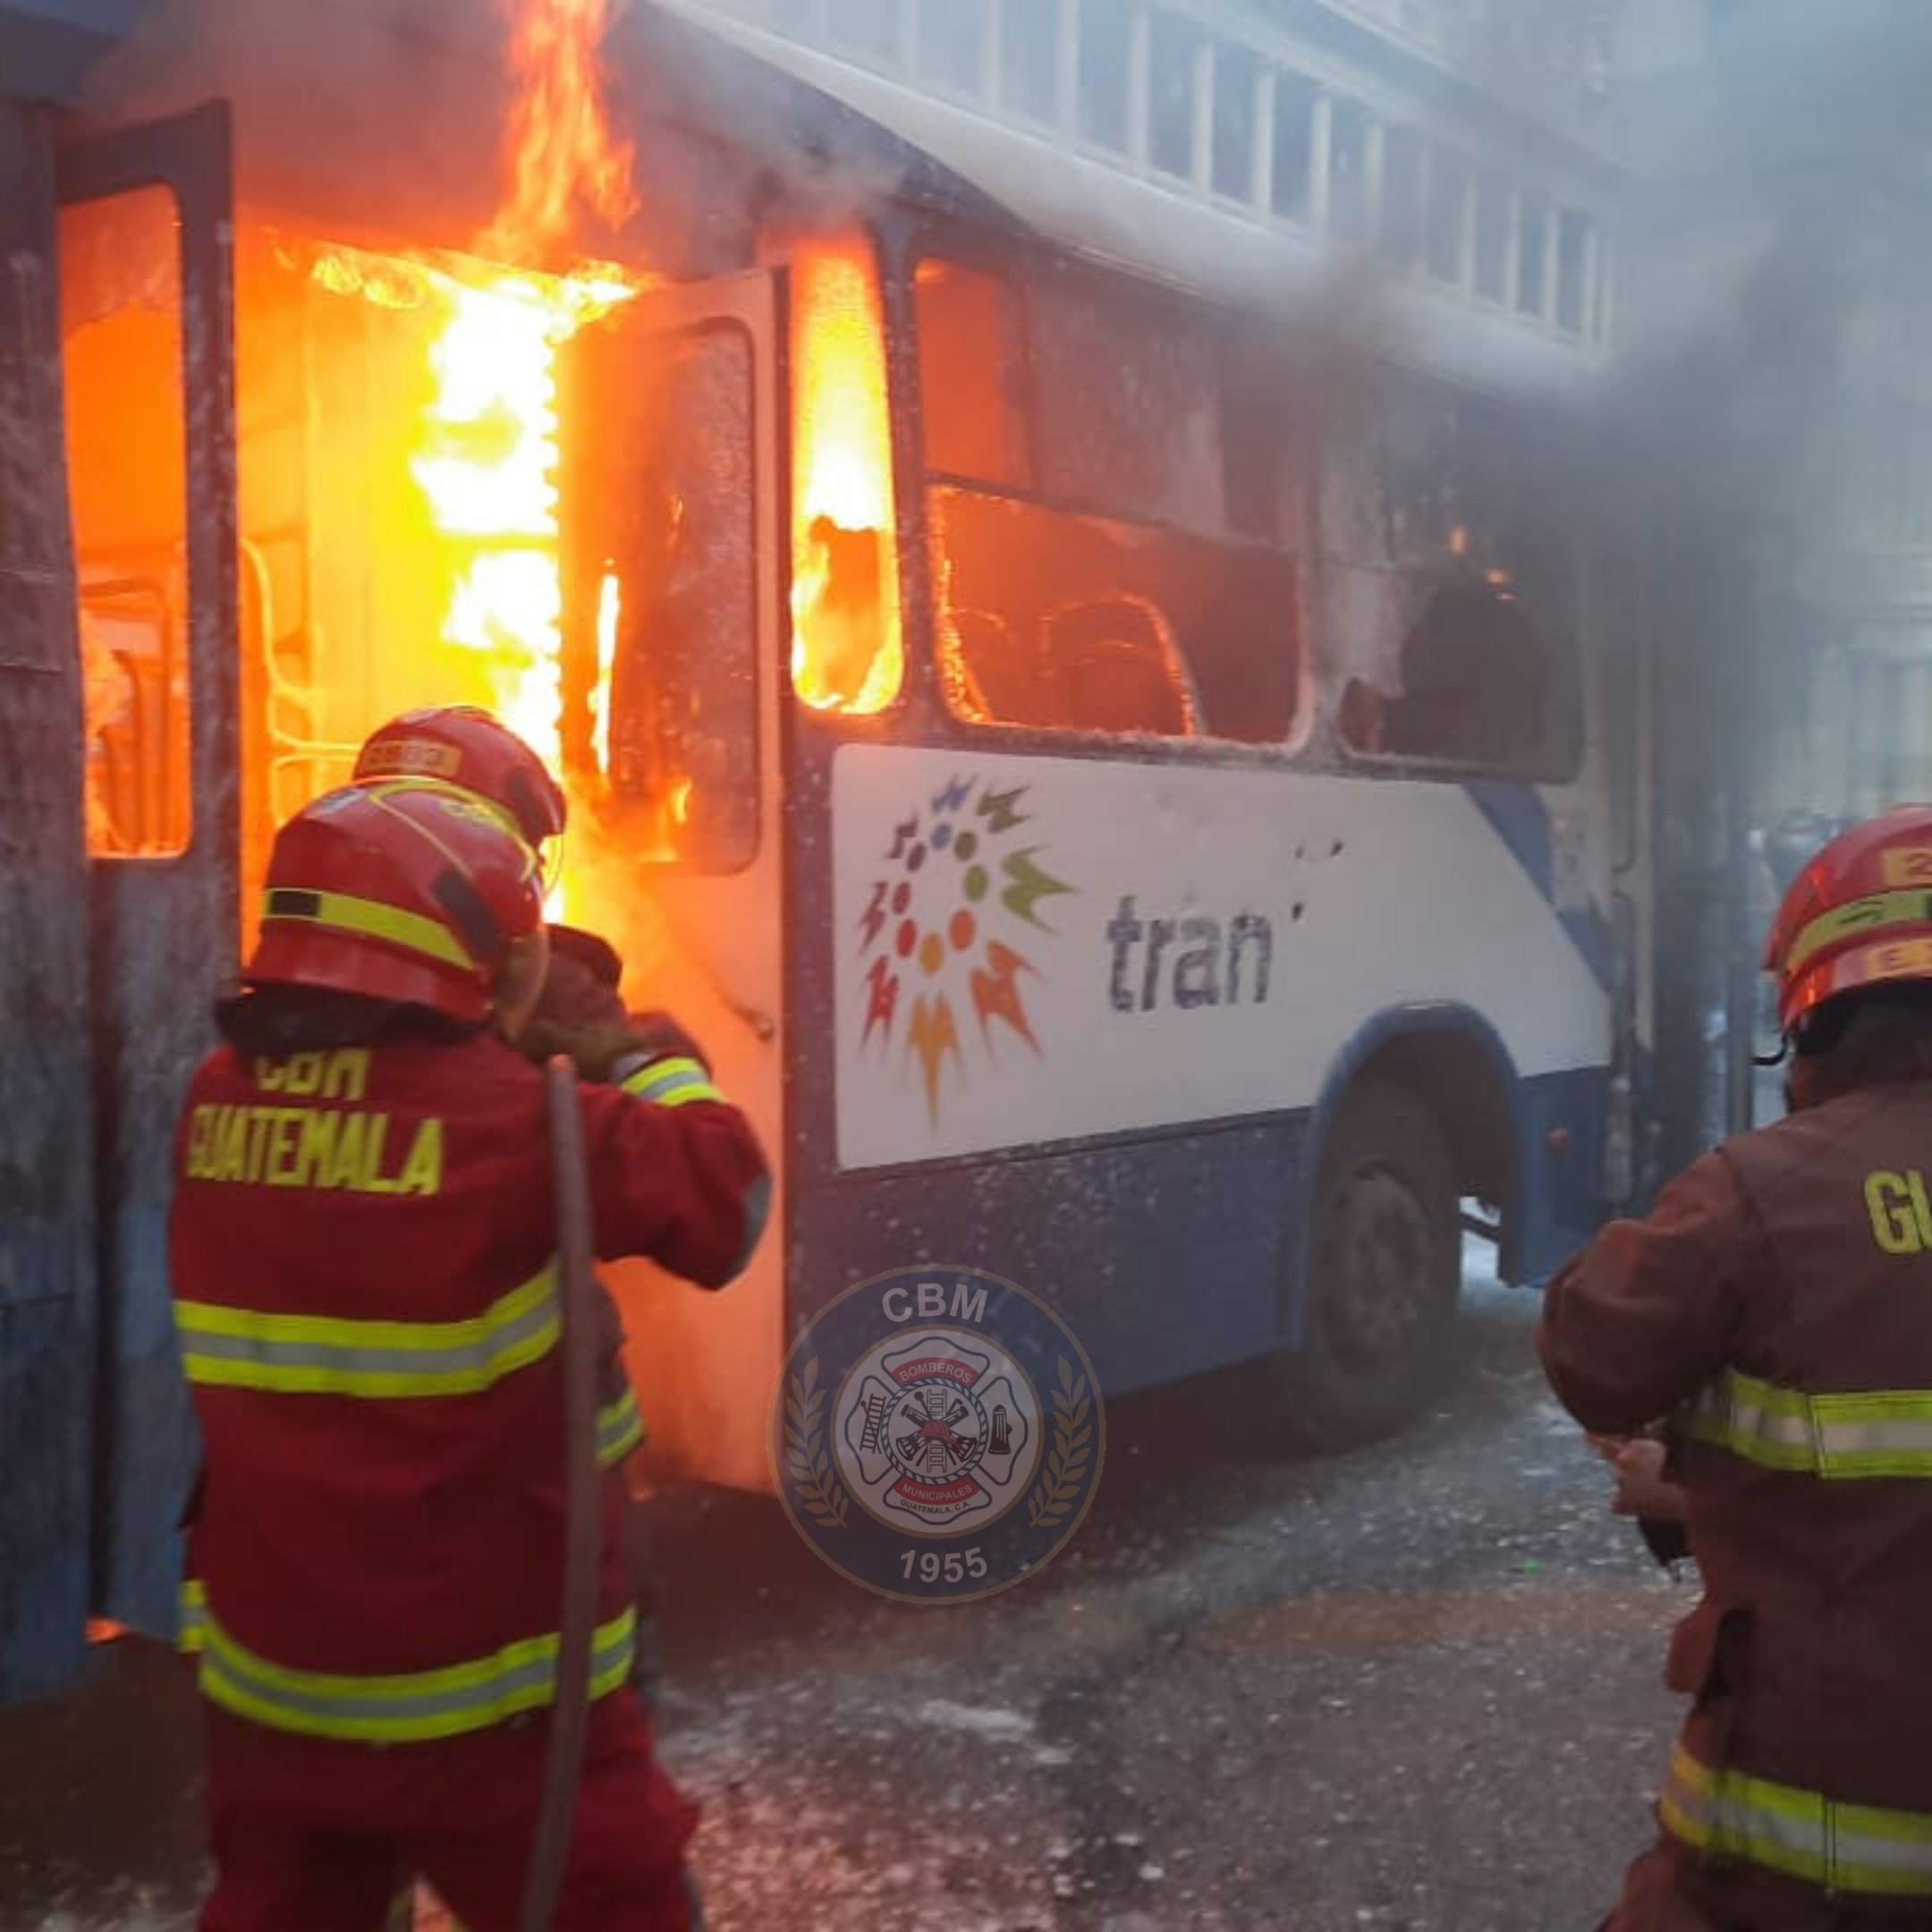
[360,740,464,781]
[1881,848,1932,887]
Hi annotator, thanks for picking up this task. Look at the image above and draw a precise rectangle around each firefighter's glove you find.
[520,1018,671,1085]
[548,922,624,988]
[534,925,628,1030]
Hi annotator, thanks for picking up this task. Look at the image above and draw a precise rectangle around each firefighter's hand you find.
[519,1018,669,1085]
[1587,1434,1690,1524]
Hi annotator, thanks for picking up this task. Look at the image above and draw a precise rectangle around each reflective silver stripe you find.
[621,1055,724,1108]
[194,1604,637,1744]
[1689,1369,1932,1477]
[1811,1393,1932,1475]
[176,1266,558,1397]
[1690,1372,1817,1470]
[1662,1744,1932,1894]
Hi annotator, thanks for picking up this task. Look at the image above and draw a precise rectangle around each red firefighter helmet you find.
[352,706,567,848]
[1764,805,1932,1038]
[244,779,544,1023]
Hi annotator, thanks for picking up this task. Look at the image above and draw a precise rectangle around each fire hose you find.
[519,1055,603,1932]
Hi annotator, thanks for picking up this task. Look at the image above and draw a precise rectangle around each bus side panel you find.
[792,733,1615,1378]
[0,101,97,1707]
[789,1127,1301,1393]
[782,736,1292,1384]
[1510,1063,1611,1280]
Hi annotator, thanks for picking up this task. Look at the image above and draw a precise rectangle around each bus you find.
[0,0,1647,1705]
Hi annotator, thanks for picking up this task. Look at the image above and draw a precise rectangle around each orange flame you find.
[383,261,630,923]
[593,568,622,776]
[275,2,650,912]
[790,237,902,715]
[409,0,638,914]
[484,0,638,265]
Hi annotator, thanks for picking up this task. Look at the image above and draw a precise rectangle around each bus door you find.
[56,103,240,1632]
[0,103,97,1707]
[559,270,787,1491]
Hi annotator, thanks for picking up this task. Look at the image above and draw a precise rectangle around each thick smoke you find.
[1603,0,1932,831]
[1607,0,1932,544]
[80,0,513,248]
[1597,0,1932,1147]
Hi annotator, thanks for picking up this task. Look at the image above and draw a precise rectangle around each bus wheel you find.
[1276,1080,1459,1451]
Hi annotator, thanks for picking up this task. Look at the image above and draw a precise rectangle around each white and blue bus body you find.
[780,207,1638,1455]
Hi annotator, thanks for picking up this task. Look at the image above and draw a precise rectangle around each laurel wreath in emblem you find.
[1025,1357,1093,1530]
[784,1356,851,1530]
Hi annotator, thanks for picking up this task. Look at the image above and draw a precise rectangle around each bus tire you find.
[1275,1079,1459,1451]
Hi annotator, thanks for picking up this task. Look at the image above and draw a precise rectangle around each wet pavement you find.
[0,1270,1690,1929]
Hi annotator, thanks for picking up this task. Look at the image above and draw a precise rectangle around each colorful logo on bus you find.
[855,774,1075,1121]
[774,1265,1105,1604]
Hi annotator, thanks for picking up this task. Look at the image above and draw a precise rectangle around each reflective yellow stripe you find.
[1786,889,1932,978]
[1690,1368,1932,1477]
[175,1265,558,1398]
[192,1600,636,1744]
[179,1578,208,1656]
[597,1385,645,1467]
[620,1055,724,1109]
[1662,1743,1932,1894]
[262,886,475,970]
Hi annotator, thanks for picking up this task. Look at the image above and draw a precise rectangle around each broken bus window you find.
[60,186,193,858]
[918,252,1300,745]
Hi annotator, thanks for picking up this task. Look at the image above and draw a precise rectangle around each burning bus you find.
[0,0,1644,1703]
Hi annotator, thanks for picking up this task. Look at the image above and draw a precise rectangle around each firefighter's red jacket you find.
[169,1031,768,1746]
[1540,1082,1932,1919]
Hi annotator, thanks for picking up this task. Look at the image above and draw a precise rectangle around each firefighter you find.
[171,777,768,1931]
[1541,805,1932,1932]
[352,705,681,1716]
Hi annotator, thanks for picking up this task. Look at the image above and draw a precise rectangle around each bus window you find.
[1337,379,1583,781]
[60,187,191,857]
[572,324,759,870]
[920,254,1300,745]
[1029,266,1227,535]
[931,488,1297,742]
[1365,578,1550,767]
[912,258,1030,489]
[790,235,902,715]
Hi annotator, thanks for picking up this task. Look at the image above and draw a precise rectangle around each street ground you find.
[0,1266,1689,1930]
